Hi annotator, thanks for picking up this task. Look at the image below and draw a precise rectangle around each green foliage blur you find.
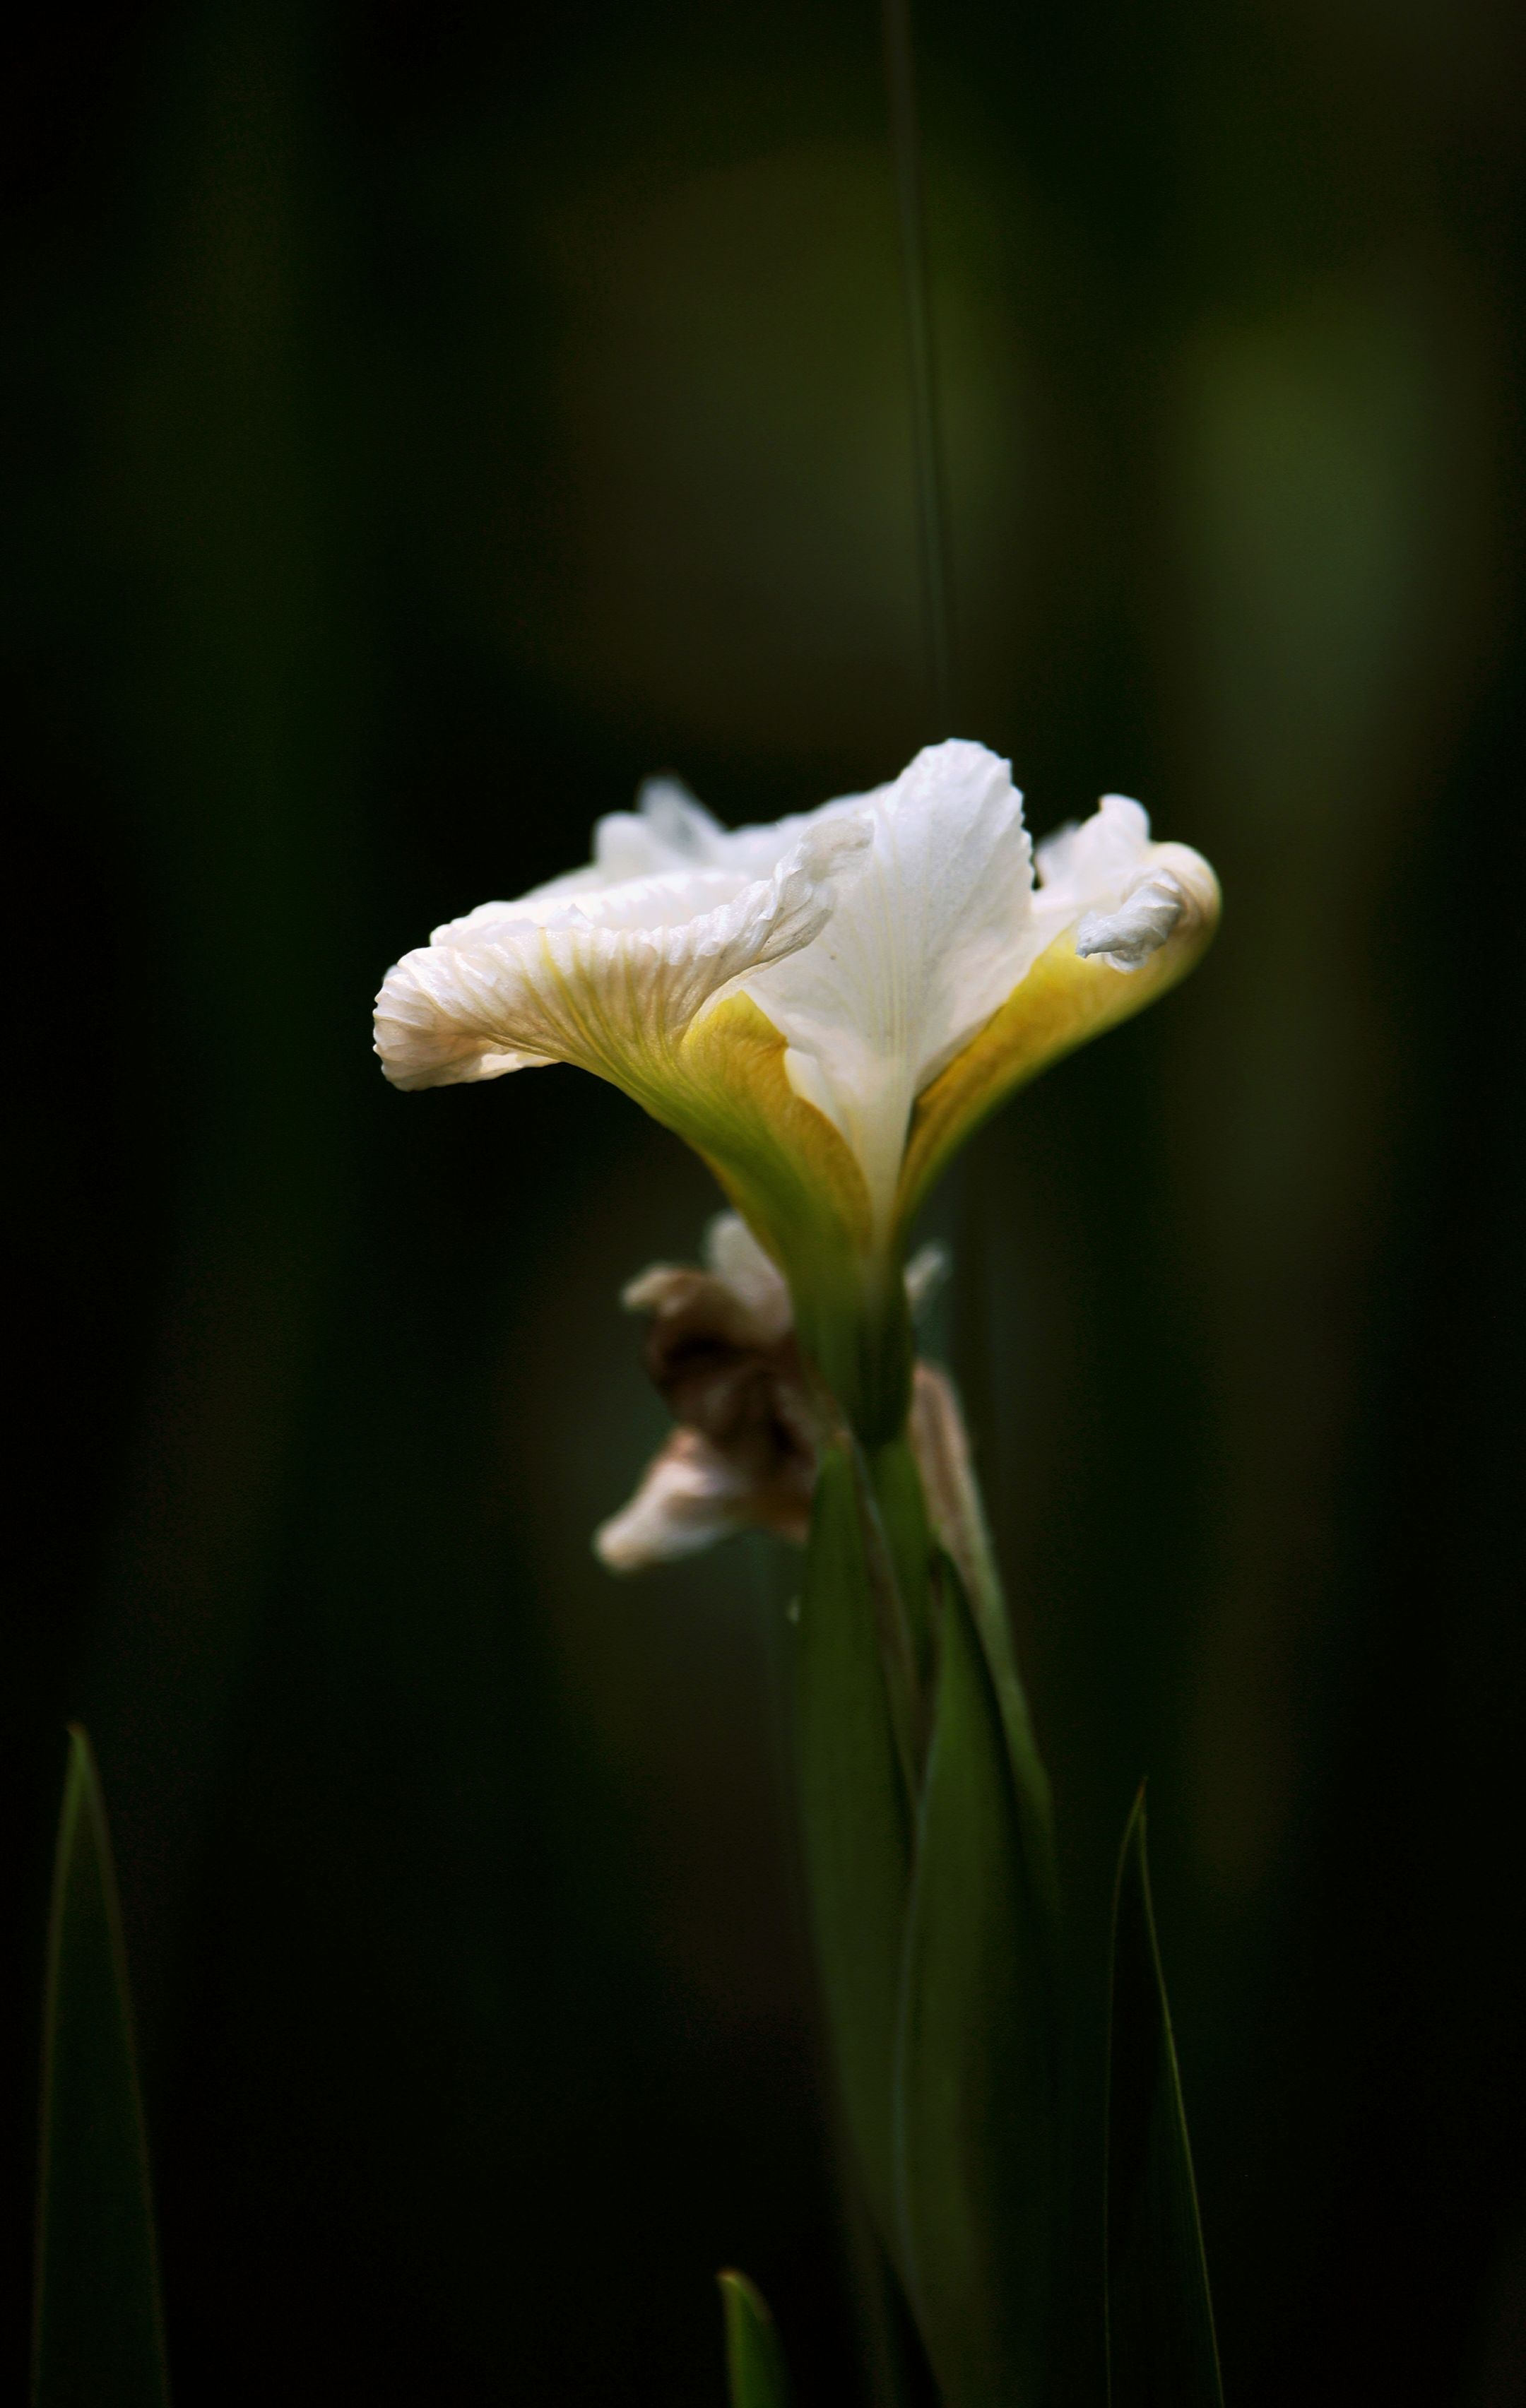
[8,0,1522,2400]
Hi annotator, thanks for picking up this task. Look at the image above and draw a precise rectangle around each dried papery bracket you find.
[596,1214,947,1569]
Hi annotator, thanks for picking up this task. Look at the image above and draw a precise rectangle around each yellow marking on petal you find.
[665,991,909,1425]
[675,991,873,1267]
[896,898,1219,1235]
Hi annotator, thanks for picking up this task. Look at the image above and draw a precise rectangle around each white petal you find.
[743,741,1044,1230]
[628,776,731,862]
[374,818,869,1091]
[1034,793,1152,903]
[594,1430,750,1570]
[611,770,880,886]
[430,776,728,942]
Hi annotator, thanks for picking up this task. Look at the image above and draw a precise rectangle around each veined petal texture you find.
[373,818,870,1094]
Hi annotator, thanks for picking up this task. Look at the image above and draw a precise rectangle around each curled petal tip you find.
[1075,870,1189,971]
[1075,834,1220,971]
[373,949,549,1089]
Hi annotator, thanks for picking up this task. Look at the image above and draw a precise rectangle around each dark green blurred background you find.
[8,0,1523,2400]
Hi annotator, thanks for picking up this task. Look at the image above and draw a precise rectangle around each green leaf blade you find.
[892,1562,1058,2408]
[718,2271,793,2408]
[1106,1791,1223,2408]
[795,1447,914,2247]
[33,1726,170,2408]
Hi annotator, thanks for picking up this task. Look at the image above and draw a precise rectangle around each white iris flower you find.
[375,740,1218,1432]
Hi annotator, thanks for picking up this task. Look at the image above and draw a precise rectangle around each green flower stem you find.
[798,1450,917,2248]
[866,1436,935,1704]
[890,1555,1060,2406]
[847,1442,929,1827]
[797,1341,1064,2407]
[793,1257,916,1452]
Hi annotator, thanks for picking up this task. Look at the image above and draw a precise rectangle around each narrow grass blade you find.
[892,1560,1058,2408]
[33,1726,170,2408]
[795,1447,914,2248]
[1106,1791,1223,2408]
[718,2271,793,2408]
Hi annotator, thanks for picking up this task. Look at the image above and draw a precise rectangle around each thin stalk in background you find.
[882,0,956,735]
